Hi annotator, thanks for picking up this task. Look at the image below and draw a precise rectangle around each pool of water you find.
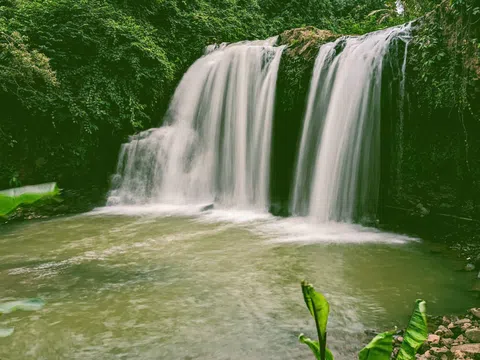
[0,207,476,359]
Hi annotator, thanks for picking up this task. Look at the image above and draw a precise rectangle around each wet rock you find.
[200,204,214,212]
[465,328,480,343]
[437,325,455,338]
[444,316,453,326]
[461,323,473,332]
[471,308,480,320]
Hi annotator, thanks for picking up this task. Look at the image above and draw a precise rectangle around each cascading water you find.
[291,25,412,223]
[108,38,285,211]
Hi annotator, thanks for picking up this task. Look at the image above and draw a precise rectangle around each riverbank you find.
[390,308,480,359]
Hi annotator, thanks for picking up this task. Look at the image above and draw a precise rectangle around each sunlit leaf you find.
[301,281,330,360]
[396,300,428,360]
[299,335,334,360]
[359,331,394,360]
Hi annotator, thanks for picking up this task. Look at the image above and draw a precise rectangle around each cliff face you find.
[270,28,339,214]
[270,5,480,242]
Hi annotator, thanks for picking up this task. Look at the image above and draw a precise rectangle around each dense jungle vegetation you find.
[0,0,477,198]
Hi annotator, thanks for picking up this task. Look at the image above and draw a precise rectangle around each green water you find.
[0,210,477,359]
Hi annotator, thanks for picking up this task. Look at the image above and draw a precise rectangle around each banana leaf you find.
[359,331,394,360]
[299,334,334,360]
[396,300,427,360]
[301,281,331,360]
[0,183,59,217]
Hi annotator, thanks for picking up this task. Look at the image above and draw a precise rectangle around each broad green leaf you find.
[0,298,45,315]
[301,281,330,360]
[299,335,335,360]
[396,300,427,360]
[0,328,14,338]
[359,331,394,360]
[0,183,59,217]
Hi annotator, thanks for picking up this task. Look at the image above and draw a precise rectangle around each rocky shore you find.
[392,308,480,359]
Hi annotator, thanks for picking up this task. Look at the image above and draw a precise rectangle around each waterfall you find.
[108,38,285,211]
[291,25,412,223]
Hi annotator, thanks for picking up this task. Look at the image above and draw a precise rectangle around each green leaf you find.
[0,328,14,338]
[0,298,45,315]
[299,335,335,360]
[359,331,394,360]
[301,281,330,360]
[396,300,428,360]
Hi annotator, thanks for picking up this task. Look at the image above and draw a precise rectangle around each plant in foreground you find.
[0,298,45,338]
[299,281,428,360]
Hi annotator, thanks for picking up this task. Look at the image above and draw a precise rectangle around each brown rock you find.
[437,325,455,338]
[461,323,473,332]
[444,316,452,326]
[442,338,454,347]
[451,344,480,356]
[456,334,467,345]
[455,319,472,326]
[465,328,480,343]
[429,334,442,346]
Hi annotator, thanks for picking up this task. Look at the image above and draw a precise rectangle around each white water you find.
[291,25,412,223]
[108,38,285,211]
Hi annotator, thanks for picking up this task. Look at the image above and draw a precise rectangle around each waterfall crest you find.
[291,25,412,223]
[108,38,285,211]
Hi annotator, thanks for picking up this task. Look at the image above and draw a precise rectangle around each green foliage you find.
[0,0,438,191]
[359,331,395,360]
[397,300,428,360]
[299,282,428,360]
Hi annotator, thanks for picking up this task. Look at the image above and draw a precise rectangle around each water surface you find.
[0,208,476,359]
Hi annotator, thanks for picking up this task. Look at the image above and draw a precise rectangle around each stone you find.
[465,328,480,343]
[461,323,473,332]
[456,335,467,345]
[456,319,472,326]
[449,322,459,331]
[429,334,442,346]
[470,308,480,320]
[444,316,453,326]
[451,344,480,356]
[430,347,450,359]
[442,338,454,347]
[437,325,455,338]
[465,263,476,272]
[396,336,404,344]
